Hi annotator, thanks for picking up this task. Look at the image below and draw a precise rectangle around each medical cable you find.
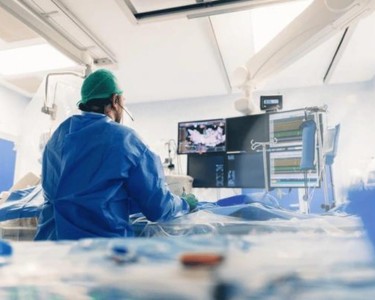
[118,103,134,122]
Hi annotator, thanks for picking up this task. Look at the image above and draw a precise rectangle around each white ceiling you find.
[0,0,375,103]
[60,0,232,102]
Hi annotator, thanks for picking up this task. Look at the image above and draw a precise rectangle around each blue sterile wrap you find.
[300,119,316,170]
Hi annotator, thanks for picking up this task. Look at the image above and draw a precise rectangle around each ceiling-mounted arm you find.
[235,0,375,114]
[41,50,93,120]
[0,0,117,67]
[0,0,84,65]
[42,71,86,120]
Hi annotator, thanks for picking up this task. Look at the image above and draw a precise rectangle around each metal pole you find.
[262,144,269,193]
[315,111,330,210]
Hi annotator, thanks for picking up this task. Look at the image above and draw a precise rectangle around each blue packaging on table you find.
[347,188,375,251]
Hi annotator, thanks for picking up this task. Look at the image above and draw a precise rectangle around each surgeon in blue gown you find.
[35,69,195,240]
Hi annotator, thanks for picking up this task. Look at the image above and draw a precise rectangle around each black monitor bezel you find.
[187,153,226,188]
[226,113,269,153]
[187,152,269,189]
[225,152,268,189]
[260,95,283,111]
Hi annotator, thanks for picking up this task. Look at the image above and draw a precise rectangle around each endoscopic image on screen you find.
[177,119,226,154]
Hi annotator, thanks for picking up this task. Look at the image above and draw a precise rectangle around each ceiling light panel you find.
[118,0,302,23]
[131,0,217,13]
[0,43,76,76]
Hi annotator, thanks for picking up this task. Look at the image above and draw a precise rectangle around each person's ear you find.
[110,94,119,108]
[115,94,122,104]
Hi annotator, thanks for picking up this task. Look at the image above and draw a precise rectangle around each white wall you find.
[0,85,30,188]
[128,79,375,203]
[0,86,30,142]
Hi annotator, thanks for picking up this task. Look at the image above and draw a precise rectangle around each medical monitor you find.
[269,149,320,188]
[226,153,265,188]
[268,109,315,148]
[187,154,225,188]
[260,95,283,111]
[226,114,268,152]
[268,109,320,188]
[177,119,226,154]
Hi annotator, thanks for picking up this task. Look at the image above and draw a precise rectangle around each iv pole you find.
[313,109,330,211]
[251,137,278,194]
[302,106,330,212]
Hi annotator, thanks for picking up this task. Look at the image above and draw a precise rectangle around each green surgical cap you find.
[78,69,123,105]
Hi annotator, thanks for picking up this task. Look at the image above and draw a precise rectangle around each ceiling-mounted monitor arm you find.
[0,0,116,68]
[234,0,375,115]
[41,55,93,120]
[41,71,85,120]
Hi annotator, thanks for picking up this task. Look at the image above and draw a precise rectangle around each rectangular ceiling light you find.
[117,0,301,23]
[0,43,77,76]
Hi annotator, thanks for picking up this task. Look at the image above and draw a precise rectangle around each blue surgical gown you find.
[35,112,190,240]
